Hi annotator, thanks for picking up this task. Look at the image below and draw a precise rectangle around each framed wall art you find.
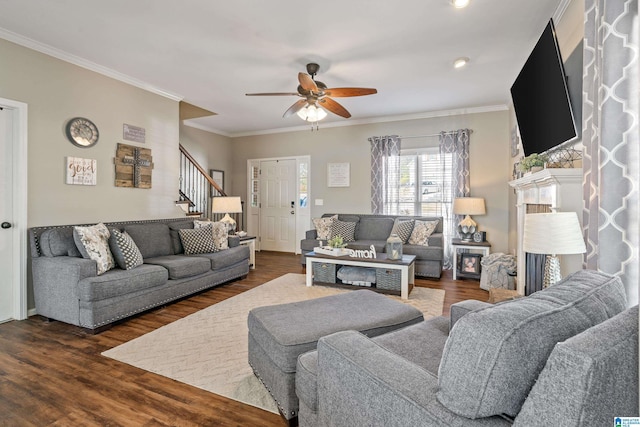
[210,169,224,197]
[66,157,97,185]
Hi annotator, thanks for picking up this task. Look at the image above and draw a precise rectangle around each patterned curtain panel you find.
[369,135,401,214]
[582,0,639,306]
[439,129,471,269]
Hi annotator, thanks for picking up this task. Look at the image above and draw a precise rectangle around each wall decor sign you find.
[114,143,153,188]
[327,162,350,187]
[66,157,97,185]
[123,123,146,143]
[510,126,520,158]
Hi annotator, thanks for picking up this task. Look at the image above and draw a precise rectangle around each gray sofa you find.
[29,218,250,331]
[295,270,638,426]
[300,214,444,278]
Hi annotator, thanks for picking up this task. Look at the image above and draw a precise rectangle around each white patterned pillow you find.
[390,219,415,243]
[73,223,115,275]
[194,220,229,251]
[179,224,217,255]
[109,229,143,270]
[312,215,338,240]
[330,220,357,242]
[408,220,439,246]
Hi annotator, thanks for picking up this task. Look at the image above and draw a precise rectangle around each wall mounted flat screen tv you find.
[510,19,578,156]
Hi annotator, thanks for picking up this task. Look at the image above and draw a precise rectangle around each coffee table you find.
[305,251,416,299]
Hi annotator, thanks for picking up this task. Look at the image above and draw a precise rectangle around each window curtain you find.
[439,129,471,269]
[370,135,401,214]
[582,0,639,306]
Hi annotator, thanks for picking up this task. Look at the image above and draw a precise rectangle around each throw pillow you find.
[312,215,338,240]
[108,229,144,270]
[73,223,115,275]
[408,220,439,246]
[390,219,415,243]
[330,220,357,242]
[179,224,217,255]
[194,220,229,251]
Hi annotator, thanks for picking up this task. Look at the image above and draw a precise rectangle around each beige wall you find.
[231,109,511,254]
[0,39,183,227]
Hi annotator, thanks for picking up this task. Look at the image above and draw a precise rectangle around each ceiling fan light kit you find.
[246,62,377,128]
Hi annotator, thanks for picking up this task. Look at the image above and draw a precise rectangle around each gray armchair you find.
[296,270,638,426]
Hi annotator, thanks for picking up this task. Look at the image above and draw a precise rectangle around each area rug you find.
[102,273,445,414]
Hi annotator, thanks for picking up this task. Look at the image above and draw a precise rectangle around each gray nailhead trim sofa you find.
[29,218,250,331]
[300,214,444,278]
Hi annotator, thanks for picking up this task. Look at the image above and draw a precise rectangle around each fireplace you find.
[509,168,583,295]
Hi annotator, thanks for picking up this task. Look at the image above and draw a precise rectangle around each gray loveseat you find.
[295,270,638,426]
[300,214,444,278]
[29,218,250,331]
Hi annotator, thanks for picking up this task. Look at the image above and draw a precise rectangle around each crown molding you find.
[228,104,509,138]
[552,0,572,23]
[181,120,232,138]
[0,28,184,102]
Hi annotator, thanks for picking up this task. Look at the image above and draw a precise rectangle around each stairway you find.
[177,144,226,219]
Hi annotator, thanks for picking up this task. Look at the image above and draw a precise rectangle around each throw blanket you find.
[480,253,517,291]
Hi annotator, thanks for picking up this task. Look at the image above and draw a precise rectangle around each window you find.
[386,148,453,217]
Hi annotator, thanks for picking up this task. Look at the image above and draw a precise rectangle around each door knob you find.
[291,210,295,215]
[1,222,12,229]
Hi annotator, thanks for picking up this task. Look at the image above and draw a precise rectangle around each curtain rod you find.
[399,129,474,139]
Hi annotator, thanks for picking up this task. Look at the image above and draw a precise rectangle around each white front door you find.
[0,108,14,322]
[259,159,297,252]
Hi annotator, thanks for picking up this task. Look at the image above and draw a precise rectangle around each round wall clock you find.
[66,117,99,147]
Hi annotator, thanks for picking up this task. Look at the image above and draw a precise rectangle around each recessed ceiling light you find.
[452,0,470,8]
[453,57,470,68]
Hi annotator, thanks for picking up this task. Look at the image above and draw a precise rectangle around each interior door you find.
[0,108,14,322]
[259,159,297,252]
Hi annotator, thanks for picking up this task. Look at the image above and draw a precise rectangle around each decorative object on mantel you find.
[122,123,145,143]
[453,197,486,241]
[518,153,549,174]
[65,117,99,148]
[386,233,403,260]
[212,196,242,233]
[523,212,586,287]
[114,143,153,188]
[545,147,583,168]
[66,157,97,185]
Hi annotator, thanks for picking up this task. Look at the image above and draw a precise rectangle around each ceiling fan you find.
[245,63,377,122]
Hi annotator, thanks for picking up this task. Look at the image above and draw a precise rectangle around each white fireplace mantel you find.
[509,168,583,294]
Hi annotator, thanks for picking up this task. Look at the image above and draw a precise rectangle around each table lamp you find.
[523,212,586,287]
[453,197,486,241]
[212,196,242,233]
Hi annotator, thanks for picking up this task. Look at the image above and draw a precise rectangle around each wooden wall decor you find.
[114,143,153,188]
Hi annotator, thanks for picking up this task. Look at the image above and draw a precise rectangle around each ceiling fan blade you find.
[323,87,377,97]
[298,73,319,93]
[318,97,351,118]
[245,92,300,96]
[283,99,308,118]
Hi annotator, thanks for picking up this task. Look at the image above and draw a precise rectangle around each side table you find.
[238,235,256,269]
[451,238,491,280]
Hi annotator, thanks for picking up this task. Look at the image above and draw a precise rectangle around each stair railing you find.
[178,144,227,219]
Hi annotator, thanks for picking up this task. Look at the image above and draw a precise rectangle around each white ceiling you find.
[0,0,567,137]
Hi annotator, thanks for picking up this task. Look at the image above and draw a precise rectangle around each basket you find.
[375,268,401,291]
[313,262,336,283]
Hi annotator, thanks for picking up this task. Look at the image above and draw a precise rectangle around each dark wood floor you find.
[0,251,488,426]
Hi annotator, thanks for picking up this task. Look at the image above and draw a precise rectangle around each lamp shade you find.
[211,196,242,214]
[523,212,586,255]
[453,197,486,215]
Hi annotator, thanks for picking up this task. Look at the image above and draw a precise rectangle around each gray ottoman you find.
[247,289,424,421]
